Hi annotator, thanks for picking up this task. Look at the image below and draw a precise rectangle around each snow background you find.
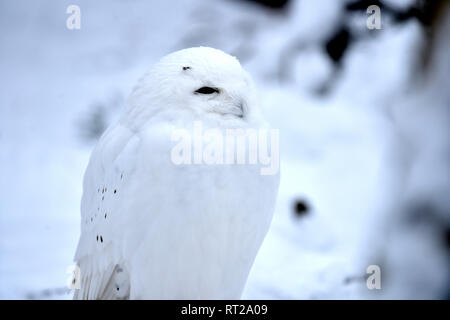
[0,0,448,299]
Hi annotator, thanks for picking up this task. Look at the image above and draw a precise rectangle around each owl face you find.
[184,68,248,119]
[130,47,257,122]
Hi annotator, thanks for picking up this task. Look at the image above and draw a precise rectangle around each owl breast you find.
[120,121,279,299]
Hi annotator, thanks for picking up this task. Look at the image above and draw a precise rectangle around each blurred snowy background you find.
[0,0,449,299]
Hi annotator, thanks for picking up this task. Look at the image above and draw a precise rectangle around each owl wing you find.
[73,122,139,299]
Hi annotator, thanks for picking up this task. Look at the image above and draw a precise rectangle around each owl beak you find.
[214,90,245,118]
[230,101,244,118]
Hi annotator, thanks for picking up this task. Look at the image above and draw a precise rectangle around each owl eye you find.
[194,87,219,94]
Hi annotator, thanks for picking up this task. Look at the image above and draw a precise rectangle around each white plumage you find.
[73,47,279,299]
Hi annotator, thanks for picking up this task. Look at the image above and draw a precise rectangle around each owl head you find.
[126,47,261,126]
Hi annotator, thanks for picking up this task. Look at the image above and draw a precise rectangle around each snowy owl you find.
[73,47,279,299]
